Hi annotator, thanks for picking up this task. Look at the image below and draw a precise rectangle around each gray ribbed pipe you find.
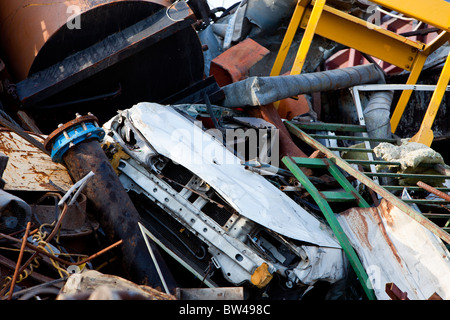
[221,63,384,107]
[363,90,394,148]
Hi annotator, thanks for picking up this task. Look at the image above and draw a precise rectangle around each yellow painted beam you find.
[301,5,423,71]
[423,31,450,56]
[290,0,326,75]
[390,53,427,133]
[271,0,450,143]
[370,0,450,32]
[410,53,450,146]
[270,0,310,77]
[271,2,426,75]
[390,32,450,133]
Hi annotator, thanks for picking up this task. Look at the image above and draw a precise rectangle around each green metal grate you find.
[290,120,450,227]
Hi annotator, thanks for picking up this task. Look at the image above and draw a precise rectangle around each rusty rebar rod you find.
[8,222,31,300]
[417,181,450,202]
[0,204,68,298]
[0,231,123,266]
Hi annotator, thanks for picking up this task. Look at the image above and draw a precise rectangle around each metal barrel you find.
[0,0,170,81]
[364,90,394,148]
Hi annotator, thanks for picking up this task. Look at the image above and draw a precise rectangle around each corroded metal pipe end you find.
[44,113,177,288]
[44,113,105,163]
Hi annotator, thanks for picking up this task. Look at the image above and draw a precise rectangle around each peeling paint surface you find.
[0,130,73,191]
[337,199,450,300]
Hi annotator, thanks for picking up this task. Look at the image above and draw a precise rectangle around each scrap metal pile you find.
[0,0,450,301]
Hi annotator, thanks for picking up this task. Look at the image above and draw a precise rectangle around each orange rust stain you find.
[372,200,402,264]
[379,200,396,229]
[341,208,372,251]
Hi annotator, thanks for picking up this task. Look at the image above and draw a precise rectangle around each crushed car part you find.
[103,102,347,296]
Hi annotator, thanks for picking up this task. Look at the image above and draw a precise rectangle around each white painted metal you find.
[337,199,450,300]
[106,102,341,248]
[103,102,348,287]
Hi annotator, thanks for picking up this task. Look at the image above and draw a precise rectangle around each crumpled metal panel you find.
[337,199,450,300]
[103,102,348,287]
[106,102,341,248]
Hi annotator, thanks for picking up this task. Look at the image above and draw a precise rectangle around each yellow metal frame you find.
[271,0,450,146]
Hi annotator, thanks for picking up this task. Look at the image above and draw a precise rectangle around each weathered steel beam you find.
[0,0,171,81]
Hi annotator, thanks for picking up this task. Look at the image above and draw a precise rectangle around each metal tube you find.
[8,222,31,300]
[363,90,394,148]
[221,63,384,107]
[417,181,450,202]
[61,138,177,289]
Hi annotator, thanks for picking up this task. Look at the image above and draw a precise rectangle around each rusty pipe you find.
[8,222,31,300]
[0,231,122,267]
[0,0,170,81]
[42,114,177,290]
[60,140,171,284]
[221,63,384,107]
[417,181,450,202]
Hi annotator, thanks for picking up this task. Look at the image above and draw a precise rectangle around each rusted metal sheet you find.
[337,199,450,300]
[209,38,270,87]
[277,95,312,120]
[0,0,170,81]
[0,130,73,192]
